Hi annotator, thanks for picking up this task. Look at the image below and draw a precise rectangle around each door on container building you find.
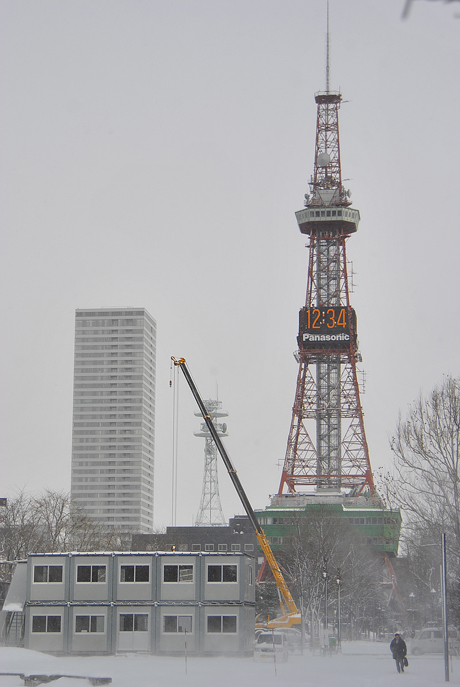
[116,608,150,652]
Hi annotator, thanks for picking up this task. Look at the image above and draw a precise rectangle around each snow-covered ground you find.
[0,642,458,687]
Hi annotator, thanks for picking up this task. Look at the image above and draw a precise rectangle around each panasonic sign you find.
[302,332,350,342]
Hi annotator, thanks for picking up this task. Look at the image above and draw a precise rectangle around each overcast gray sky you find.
[1,0,459,529]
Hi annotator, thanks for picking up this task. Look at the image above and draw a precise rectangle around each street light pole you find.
[430,588,437,622]
[336,569,342,650]
[414,536,450,682]
[322,562,328,638]
[408,591,415,630]
[441,533,449,683]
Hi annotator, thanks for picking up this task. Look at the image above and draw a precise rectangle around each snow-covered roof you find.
[27,550,245,557]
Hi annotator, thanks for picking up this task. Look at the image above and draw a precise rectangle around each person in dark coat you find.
[390,632,407,673]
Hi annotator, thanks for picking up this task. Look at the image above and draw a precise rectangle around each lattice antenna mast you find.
[326,0,330,93]
[278,15,374,497]
[195,399,227,526]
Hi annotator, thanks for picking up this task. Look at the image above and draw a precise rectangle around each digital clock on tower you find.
[298,305,356,350]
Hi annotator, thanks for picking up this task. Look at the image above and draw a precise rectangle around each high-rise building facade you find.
[71,308,156,532]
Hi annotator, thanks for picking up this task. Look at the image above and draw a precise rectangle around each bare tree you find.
[380,376,460,625]
[388,376,460,558]
[0,491,43,564]
[0,489,134,581]
[278,508,386,639]
[255,580,280,621]
[67,503,129,552]
[32,489,72,552]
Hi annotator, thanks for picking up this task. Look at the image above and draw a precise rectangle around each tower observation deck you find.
[278,86,374,497]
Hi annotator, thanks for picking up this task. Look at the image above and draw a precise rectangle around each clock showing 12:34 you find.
[298,305,356,349]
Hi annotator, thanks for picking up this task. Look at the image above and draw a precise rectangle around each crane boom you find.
[172,357,300,627]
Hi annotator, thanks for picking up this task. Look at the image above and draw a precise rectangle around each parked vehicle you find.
[254,631,289,662]
[409,627,459,655]
[278,627,303,651]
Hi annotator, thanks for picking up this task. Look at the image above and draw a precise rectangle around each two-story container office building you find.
[4,551,255,656]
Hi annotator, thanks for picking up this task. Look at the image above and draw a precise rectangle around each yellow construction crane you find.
[172,357,301,629]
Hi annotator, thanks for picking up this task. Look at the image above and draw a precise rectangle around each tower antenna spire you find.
[326,1,330,93]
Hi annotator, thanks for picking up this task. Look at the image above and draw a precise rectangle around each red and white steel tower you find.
[278,76,374,497]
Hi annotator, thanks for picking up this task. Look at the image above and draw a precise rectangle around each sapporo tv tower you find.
[255,27,404,602]
[257,18,402,597]
[278,31,374,498]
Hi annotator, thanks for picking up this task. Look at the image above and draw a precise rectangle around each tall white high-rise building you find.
[71,307,156,532]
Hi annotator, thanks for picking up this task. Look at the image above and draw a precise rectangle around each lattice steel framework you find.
[195,399,227,526]
[278,90,374,496]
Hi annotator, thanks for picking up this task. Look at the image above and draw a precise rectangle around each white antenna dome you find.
[317,152,330,167]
